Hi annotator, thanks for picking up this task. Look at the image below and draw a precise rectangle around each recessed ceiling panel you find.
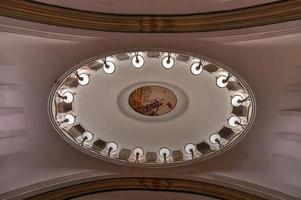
[48,50,256,167]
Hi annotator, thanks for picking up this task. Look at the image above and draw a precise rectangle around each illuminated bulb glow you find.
[78,73,90,86]
[231,95,244,106]
[209,133,221,144]
[184,143,196,154]
[103,61,115,74]
[133,147,144,158]
[82,131,94,142]
[228,115,241,127]
[162,56,175,69]
[159,147,171,158]
[62,91,74,103]
[64,114,76,125]
[216,75,228,88]
[131,54,144,68]
[107,142,118,152]
[190,62,203,75]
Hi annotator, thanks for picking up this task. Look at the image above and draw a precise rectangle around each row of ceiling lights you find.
[56,111,245,164]
[54,52,251,164]
[66,52,247,90]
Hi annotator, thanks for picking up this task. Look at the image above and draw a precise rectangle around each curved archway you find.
[26,178,265,200]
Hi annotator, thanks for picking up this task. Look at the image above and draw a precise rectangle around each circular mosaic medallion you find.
[128,86,177,116]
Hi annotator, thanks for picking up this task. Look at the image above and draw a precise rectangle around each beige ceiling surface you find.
[34,0,277,14]
[0,16,300,199]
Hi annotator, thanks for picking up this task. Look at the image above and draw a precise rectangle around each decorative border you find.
[0,0,301,33]
[47,48,256,167]
[0,172,299,200]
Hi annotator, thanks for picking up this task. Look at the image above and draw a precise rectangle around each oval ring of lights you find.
[48,50,256,167]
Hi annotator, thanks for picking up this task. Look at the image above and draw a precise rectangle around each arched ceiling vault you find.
[23,178,267,200]
[0,0,301,32]
[0,1,301,200]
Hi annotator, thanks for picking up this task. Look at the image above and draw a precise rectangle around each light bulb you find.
[106,142,118,152]
[64,114,76,125]
[231,95,243,106]
[162,56,175,69]
[228,115,241,127]
[131,54,144,68]
[190,62,203,75]
[209,133,221,144]
[159,147,171,158]
[82,131,94,143]
[184,143,196,154]
[62,91,74,103]
[103,61,115,74]
[133,147,144,158]
[216,75,229,88]
[78,73,90,86]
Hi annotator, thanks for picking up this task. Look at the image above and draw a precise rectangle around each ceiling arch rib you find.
[18,178,267,200]
[34,0,277,15]
[0,0,301,33]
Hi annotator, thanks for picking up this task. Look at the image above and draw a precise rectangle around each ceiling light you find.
[106,141,118,157]
[80,131,94,146]
[133,147,144,163]
[82,131,94,142]
[75,72,90,86]
[209,133,221,144]
[216,74,230,88]
[132,52,144,68]
[184,143,196,159]
[159,147,171,163]
[162,53,174,69]
[133,147,144,157]
[190,61,203,75]
[231,95,244,106]
[102,58,115,74]
[59,113,75,125]
[228,115,241,127]
[184,143,196,154]
[231,95,250,106]
[209,133,222,148]
[59,92,74,103]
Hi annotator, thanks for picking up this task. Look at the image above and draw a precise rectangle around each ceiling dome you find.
[48,50,256,167]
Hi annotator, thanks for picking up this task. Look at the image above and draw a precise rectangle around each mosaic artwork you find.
[128,86,177,116]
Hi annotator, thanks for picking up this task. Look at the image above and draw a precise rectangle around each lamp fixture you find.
[231,95,244,106]
[56,91,74,103]
[162,53,175,69]
[75,71,90,86]
[132,52,144,68]
[58,113,75,126]
[209,133,222,148]
[101,58,116,74]
[231,95,250,106]
[216,74,231,88]
[190,60,203,75]
[80,131,94,146]
[184,143,196,159]
[228,115,242,127]
[159,147,171,163]
[133,147,144,163]
[106,141,118,157]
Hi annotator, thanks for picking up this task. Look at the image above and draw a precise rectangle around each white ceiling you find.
[71,55,232,151]
[0,16,300,199]
[34,0,277,14]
